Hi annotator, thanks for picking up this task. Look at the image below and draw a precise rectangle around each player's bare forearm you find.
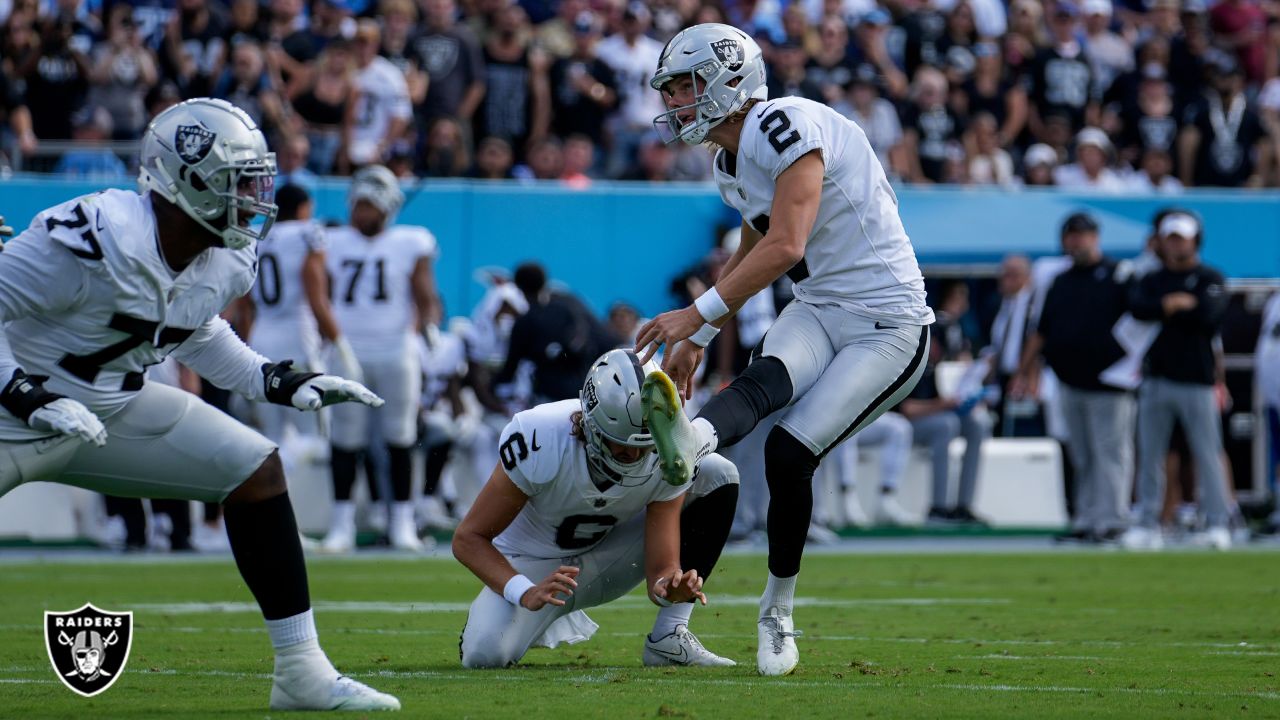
[302,252,342,342]
[412,257,439,327]
[643,497,684,601]
[452,463,530,596]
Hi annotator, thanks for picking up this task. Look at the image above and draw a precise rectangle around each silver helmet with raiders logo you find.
[580,349,659,486]
[138,98,278,250]
[650,23,768,145]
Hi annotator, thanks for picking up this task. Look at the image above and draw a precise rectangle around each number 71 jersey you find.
[493,399,688,559]
[325,224,436,359]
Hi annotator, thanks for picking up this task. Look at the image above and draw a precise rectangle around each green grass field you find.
[2,550,1279,719]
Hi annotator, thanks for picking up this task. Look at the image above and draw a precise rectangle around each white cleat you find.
[1189,526,1231,550]
[389,504,426,552]
[876,493,915,526]
[1119,526,1164,551]
[320,523,356,554]
[270,672,401,711]
[757,608,801,676]
[418,496,456,530]
[842,488,870,528]
[643,625,736,667]
[641,370,709,487]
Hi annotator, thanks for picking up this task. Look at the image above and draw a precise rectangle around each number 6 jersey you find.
[325,224,436,362]
[493,399,689,559]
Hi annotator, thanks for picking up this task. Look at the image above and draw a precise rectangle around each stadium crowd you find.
[2,0,1280,186]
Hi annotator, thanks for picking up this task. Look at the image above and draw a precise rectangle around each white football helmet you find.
[138,97,278,250]
[348,164,405,219]
[650,23,768,145]
[580,349,659,486]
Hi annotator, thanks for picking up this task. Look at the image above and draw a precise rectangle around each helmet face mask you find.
[651,23,768,145]
[139,98,278,250]
[580,349,658,487]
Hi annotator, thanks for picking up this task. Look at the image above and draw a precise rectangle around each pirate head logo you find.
[710,38,744,71]
[44,603,133,697]
[583,380,600,412]
[174,123,216,165]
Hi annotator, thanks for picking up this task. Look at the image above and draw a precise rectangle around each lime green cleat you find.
[641,370,703,487]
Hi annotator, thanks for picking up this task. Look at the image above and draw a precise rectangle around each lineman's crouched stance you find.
[454,350,739,669]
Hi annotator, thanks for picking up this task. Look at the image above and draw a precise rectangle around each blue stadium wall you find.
[4,176,1279,317]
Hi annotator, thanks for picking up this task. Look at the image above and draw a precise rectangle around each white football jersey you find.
[349,57,413,165]
[250,219,325,364]
[714,96,933,325]
[0,189,257,439]
[415,328,466,410]
[326,224,437,361]
[493,399,688,559]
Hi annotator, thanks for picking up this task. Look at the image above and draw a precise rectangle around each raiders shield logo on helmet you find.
[709,38,744,71]
[44,603,133,697]
[175,123,216,165]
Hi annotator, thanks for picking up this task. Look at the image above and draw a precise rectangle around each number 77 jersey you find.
[325,224,437,360]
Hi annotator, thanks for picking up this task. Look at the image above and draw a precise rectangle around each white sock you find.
[328,501,355,532]
[266,609,319,650]
[692,417,718,454]
[651,603,694,639]
[760,573,797,617]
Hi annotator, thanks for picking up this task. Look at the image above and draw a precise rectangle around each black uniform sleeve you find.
[1128,273,1165,321]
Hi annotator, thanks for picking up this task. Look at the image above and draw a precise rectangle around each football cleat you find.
[1188,526,1231,551]
[757,607,801,676]
[641,370,707,486]
[643,625,736,667]
[320,502,357,554]
[270,654,400,712]
[876,493,915,526]
[842,488,870,528]
[1118,526,1164,551]
[389,503,425,552]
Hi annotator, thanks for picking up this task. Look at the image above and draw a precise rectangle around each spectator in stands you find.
[1124,211,1234,549]
[1027,1,1097,143]
[345,19,412,170]
[1127,147,1183,193]
[1081,0,1131,100]
[228,0,268,44]
[1208,0,1267,84]
[476,3,551,159]
[288,38,354,174]
[54,105,128,179]
[1004,0,1048,78]
[379,0,426,102]
[595,1,663,178]
[987,254,1035,436]
[421,115,469,176]
[956,41,1026,151]
[494,262,620,404]
[535,0,587,59]
[620,132,675,182]
[213,39,284,130]
[0,69,36,165]
[549,11,618,150]
[1022,142,1061,186]
[413,0,486,129]
[836,64,903,179]
[89,5,158,141]
[1112,64,1178,170]
[470,134,515,179]
[19,16,90,144]
[1177,53,1268,188]
[265,0,315,87]
[1054,126,1127,191]
[1015,212,1134,543]
[560,132,594,187]
[901,0,950,77]
[607,301,642,346]
[933,279,975,361]
[515,135,563,180]
[966,112,1015,186]
[805,15,854,107]
[835,411,917,527]
[163,0,229,98]
[1169,4,1212,111]
[901,66,965,184]
[274,132,318,190]
[767,39,823,102]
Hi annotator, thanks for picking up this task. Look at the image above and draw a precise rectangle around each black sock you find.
[153,498,191,550]
[363,453,382,502]
[424,441,453,497]
[388,445,413,502]
[763,427,820,578]
[330,447,359,501]
[680,483,739,580]
[698,357,793,449]
[224,492,310,620]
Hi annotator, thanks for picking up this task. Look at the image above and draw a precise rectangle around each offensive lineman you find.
[0,98,399,710]
[243,183,357,442]
[635,24,934,676]
[322,165,439,552]
[453,349,739,669]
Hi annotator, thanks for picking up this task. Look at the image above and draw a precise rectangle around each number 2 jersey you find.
[0,189,265,440]
[493,399,688,559]
[250,219,325,366]
[326,224,436,362]
[715,96,934,325]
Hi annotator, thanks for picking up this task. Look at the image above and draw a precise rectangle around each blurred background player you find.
[454,349,738,669]
[415,317,468,530]
[322,164,440,552]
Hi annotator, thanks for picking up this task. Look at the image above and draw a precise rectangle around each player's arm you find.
[411,255,440,328]
[644,495,706,606]
[710,151,822,319]
[303,249,342,342]
[452,462,579,610]
[715,220,762,282]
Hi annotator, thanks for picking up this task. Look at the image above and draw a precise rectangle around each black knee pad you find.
[700,356,795,449]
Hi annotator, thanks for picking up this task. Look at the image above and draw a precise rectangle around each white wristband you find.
[688,323,720,348]
[503,574,535,607]
[694,287,730,322]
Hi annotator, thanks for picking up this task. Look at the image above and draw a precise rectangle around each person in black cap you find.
[1014,211,1135,543]
[1122,210,1234,549]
